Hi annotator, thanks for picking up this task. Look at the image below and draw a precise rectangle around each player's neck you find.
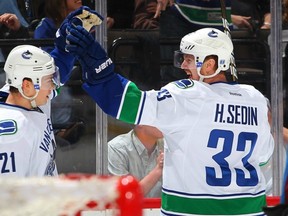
[204,72,227,83]
[6,93,33,109]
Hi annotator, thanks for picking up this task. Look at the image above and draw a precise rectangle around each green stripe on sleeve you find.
[118,82,143,124]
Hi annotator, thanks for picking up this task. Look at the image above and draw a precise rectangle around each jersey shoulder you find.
[164,79,211,97]
[0,104,44,135]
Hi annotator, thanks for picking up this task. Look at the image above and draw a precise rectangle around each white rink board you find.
[82,208,160,216]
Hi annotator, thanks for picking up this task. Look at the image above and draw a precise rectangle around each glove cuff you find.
[85,72,116,85]
[80,58,115,85]
[55,28,68,52]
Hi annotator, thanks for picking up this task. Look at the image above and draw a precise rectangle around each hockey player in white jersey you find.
[0,7,103,177]
[64,14,274,215]
[0,45,60,177]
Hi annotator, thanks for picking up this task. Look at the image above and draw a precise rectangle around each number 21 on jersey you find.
[0,152,16,173]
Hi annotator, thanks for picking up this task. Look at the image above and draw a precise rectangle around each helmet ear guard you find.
[176,28,236,80]
[4,45,59,91]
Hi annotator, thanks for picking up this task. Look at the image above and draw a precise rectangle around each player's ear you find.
[22,79,32,87]
[203,58,216,74]
[208,58,216,68]
[22,79,34,95]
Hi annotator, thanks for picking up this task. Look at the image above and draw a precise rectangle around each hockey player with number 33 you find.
[65,6,274,215]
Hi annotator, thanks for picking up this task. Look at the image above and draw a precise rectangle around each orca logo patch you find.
[173,79,194,89]
[0,120,17,136]
[208,30,218,38]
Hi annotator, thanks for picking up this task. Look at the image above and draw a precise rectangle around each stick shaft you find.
[219,0,237,80]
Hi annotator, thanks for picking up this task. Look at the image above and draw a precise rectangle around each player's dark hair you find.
[9,86,19,93]
[224,70,238,82]
[9,77,33,93]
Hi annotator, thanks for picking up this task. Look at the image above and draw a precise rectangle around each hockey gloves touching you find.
[66,24,114,85]
[55,6,103,52]
[54,6,104,84]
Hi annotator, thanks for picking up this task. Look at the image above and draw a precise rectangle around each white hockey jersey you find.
[0,87,58,177]
[89,77,274,216]
[141,80,274,216]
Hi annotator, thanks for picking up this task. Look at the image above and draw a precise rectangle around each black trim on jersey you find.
[0,91,8,102]
[34,107,44,113]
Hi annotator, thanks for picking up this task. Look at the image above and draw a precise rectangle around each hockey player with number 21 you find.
[64,6,274,215]
[0,7,101,177]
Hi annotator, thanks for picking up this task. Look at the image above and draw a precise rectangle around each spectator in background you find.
[0,13,30,60]
[231,0,271,33]
[0,13,30,83]
[133,0,159,29]
[108,125,164,197]
[0,13,29,40]
[0,0,29,28]
[34,0,83,53]
[156,0,232,38]
[107,0,134,29]
[0,0,31,61]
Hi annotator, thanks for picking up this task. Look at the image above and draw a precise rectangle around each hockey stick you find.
[219,0,237,80]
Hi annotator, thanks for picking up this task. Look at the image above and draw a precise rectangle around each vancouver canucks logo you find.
[22,50,33,59]
[208,30,218,38]
[173,79,194,89]
[0,120,17,136]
